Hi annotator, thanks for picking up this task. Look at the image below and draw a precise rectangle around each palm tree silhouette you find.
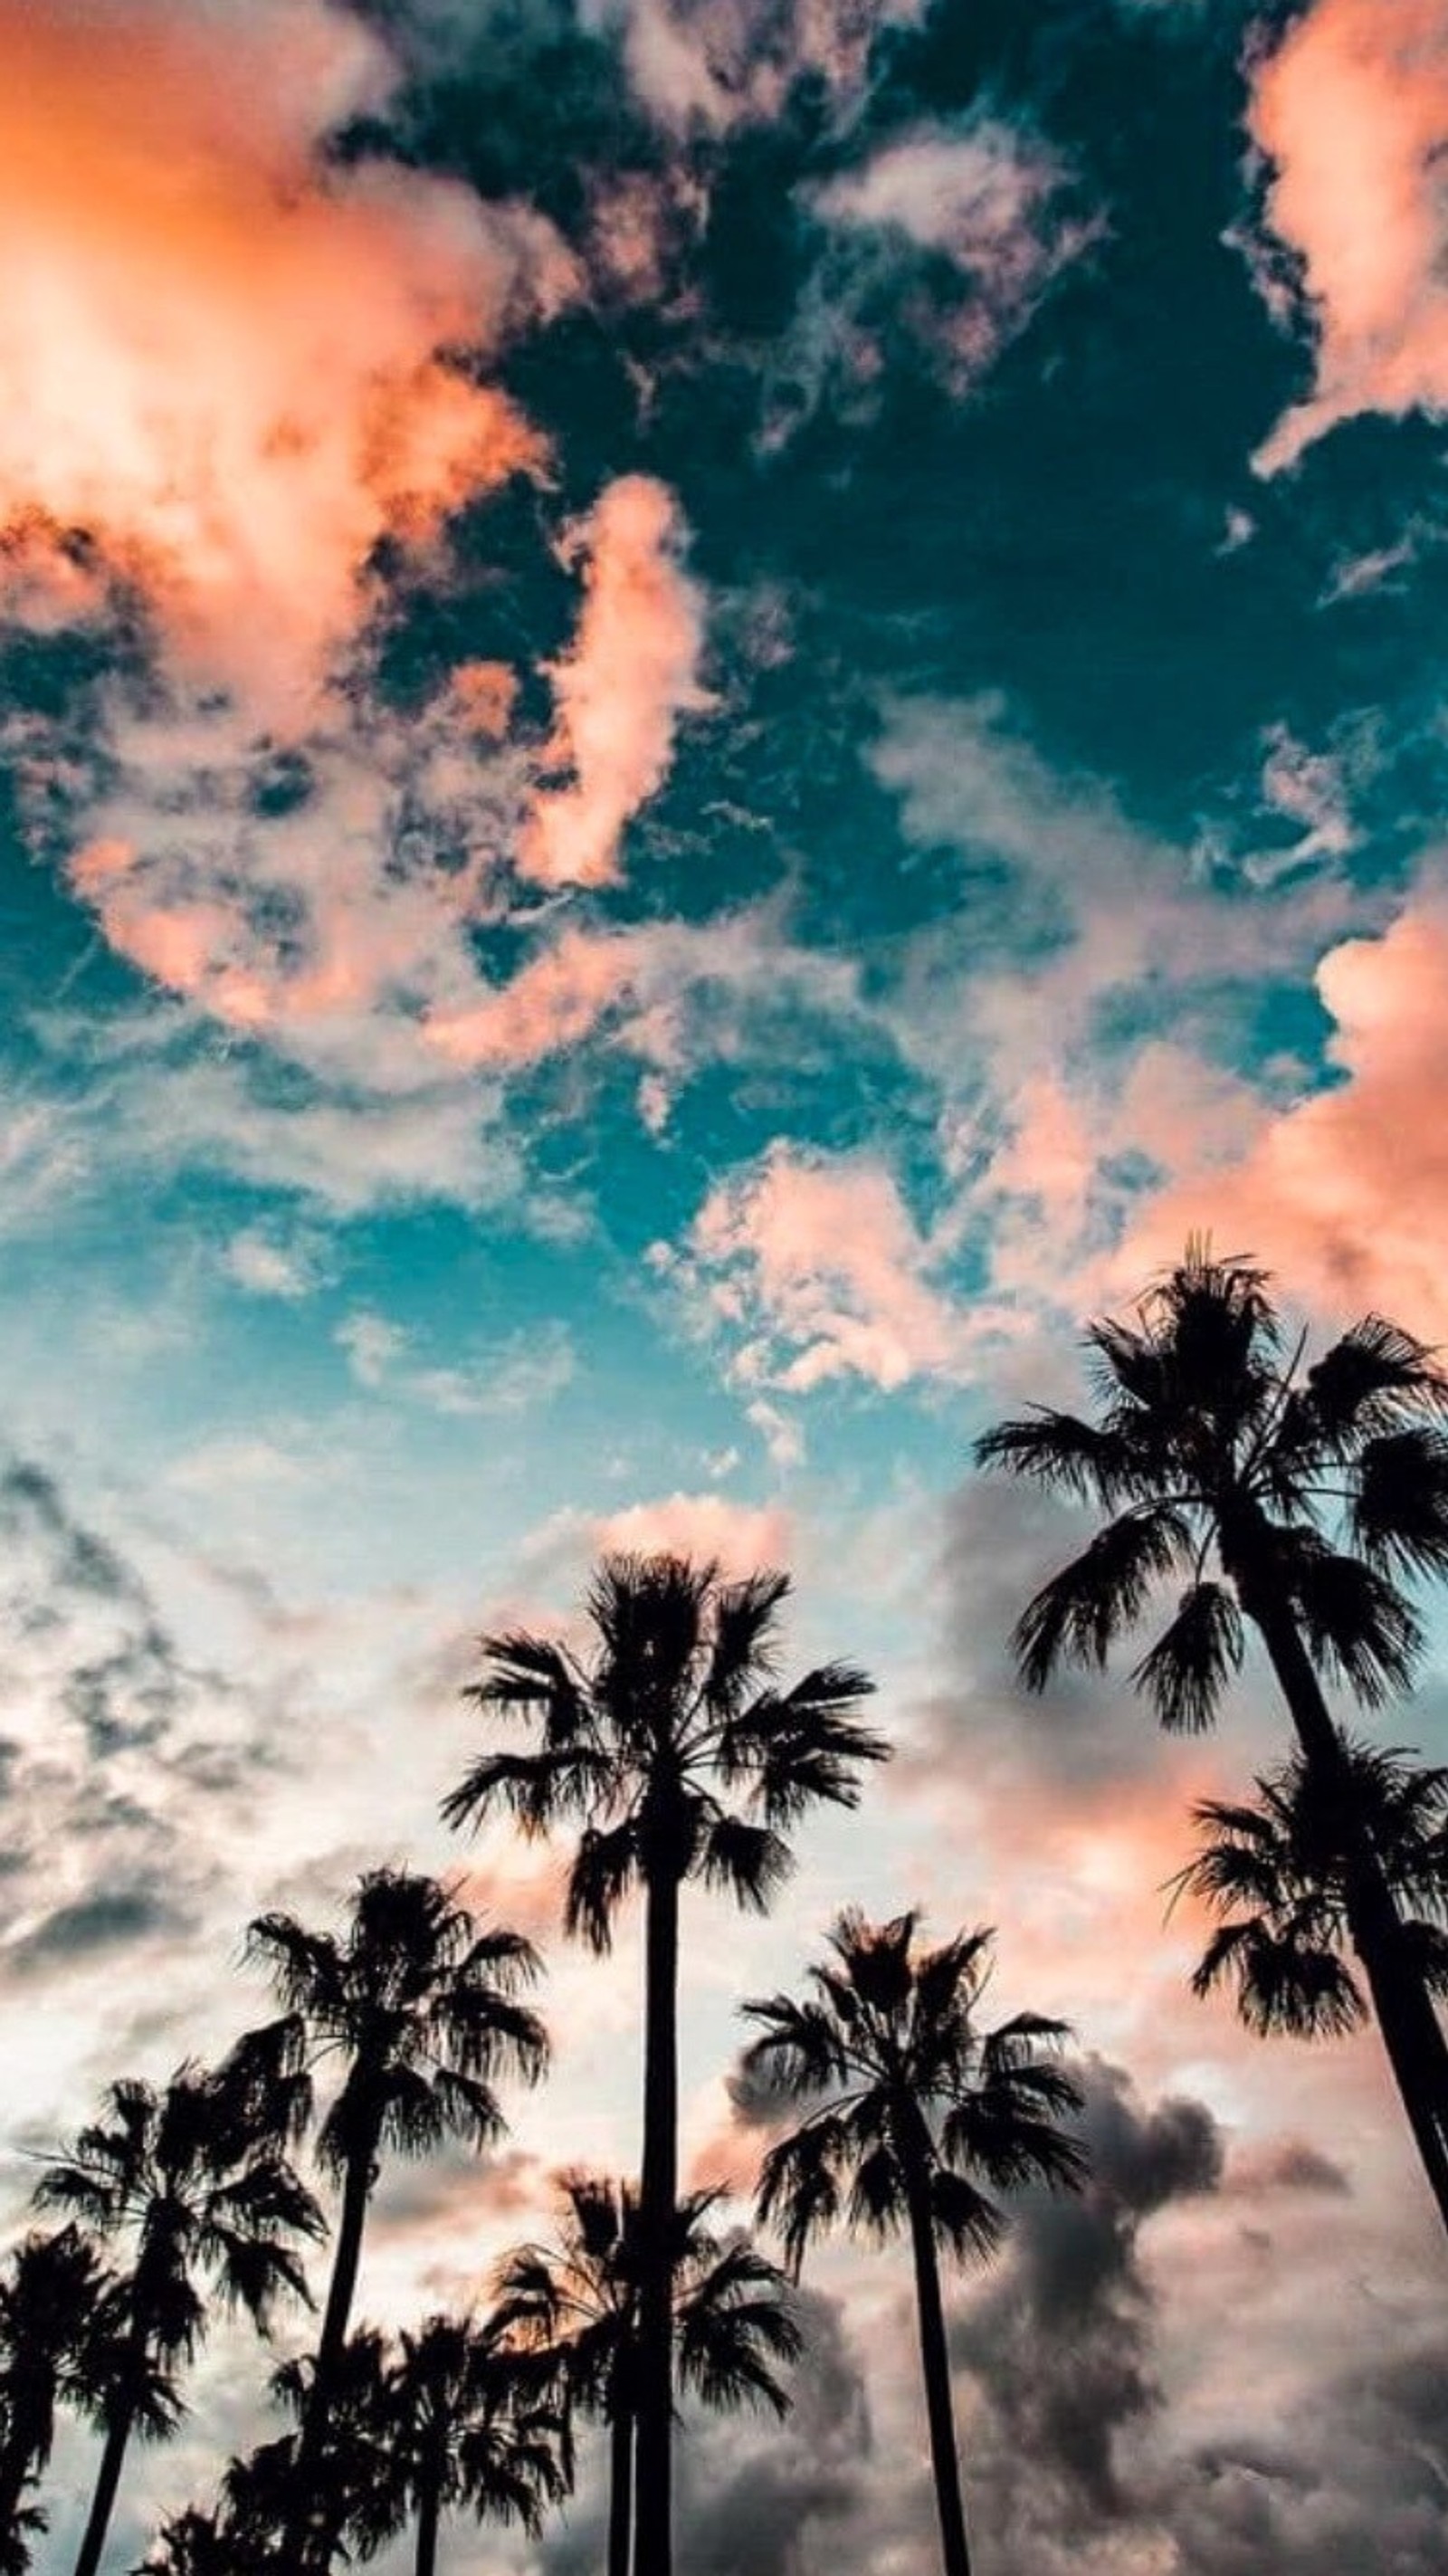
[495,2172,801,2576]
[443,1550,882,2576]
[35,2063,320,2576]
[132,2506,238,2575]
[380,2312,570,2576]
[977,1248,1448,2230]
[741,1911,1085,2576]
[0,2226,116,2553]
[233,1867,548,2571]
[1173,1739,1448,2053]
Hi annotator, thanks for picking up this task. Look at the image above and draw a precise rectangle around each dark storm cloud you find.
[675,2286,873,2576]
[6,1882,193,1975]
[955,2056,1223,2527]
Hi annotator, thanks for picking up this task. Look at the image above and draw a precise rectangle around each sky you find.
[5,0,1448,2566]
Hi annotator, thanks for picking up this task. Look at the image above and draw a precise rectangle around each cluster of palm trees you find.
[3,1249,1448,2576]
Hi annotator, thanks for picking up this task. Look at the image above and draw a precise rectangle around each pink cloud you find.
[426,927,643,1069]
[1117,892,1448,1334]
[1250,0,1448,472]
[672,1143,979,1394]
[0,0,567,713]
[520,476,711,889]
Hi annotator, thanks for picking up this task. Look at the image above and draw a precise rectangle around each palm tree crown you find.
[384,2311,570,2573]
[239,1868,549,2177]
[443,1554,886,1946]
[496,2172,799,2576]
[742,1913,1083,2576]
[0,2225,116,2534]
[742,1912,1085,2272]
[975,1248,1448,1729]
[36,2062,321,2576]
[1173,1740,1448,2040]
[495,2172,803,2424]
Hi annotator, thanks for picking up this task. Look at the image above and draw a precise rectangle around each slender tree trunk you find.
[71,2394,136,2576]
[291,2142,376,2575]
[633,1861,680,2576]
[414,2477,441,2576]
[608,2399,634,2576]
[0,2390,44,2543]
[902,2161,972,2576]
[1234,1542,1448,2238]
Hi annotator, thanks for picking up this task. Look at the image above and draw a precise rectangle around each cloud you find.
[519,477,711,891]
[520,1492,795,1590]
[1116,885,1448,1337]
[337,1311,576,1416]
[221,1228,323,1301]
[614,0,923,135]
[662,1140,984,1397]
[1249,0,1448,473]
[0,0,570,713]
[956,2056,1224,2541]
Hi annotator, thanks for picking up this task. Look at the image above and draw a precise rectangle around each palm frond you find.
[1304,1317,1448,1450]
[441,1746,614,1839]
[565,1819,641,1954]
[974,1409,1152,1505]
[1013,1507,1191,1688]
[700,1815,794,1913]
[1350,1428,1448,1581]
[1131,1581,1244,1733]
[1286,1540,1423,1705]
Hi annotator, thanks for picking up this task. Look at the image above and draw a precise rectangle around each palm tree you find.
[1173,1739,1448,2051]
[132,2507,245,2576]
[381,2312,569,2576]
[976,1247,1448,2231]
[0,2226,115,2552]
[443,1550,883,2576]
[495,2173,801,2576]
[741,1911,1086,2576]
[232,1868,548,2571]
[35,2063,321,2576]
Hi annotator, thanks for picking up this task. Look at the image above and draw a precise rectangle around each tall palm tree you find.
[381,2312,569,2576]
[1173,1739,1448,2049]
[443,1550,883,2576]
[35,2064,321,2576]
[495,2173,801,2576]
[976,1247,1448,2230]
[233,1868,548,2571]
[741,1912,1086,2576]
[0,2226,115,2552]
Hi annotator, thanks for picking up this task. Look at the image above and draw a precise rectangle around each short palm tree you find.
[741,1912,1086,2576]
[0,2226,116,2551]
[381,2312,570,2576]
[1173,1739,1448,2047]
[443,1550,883,2576]
[976,1248,1448,2230]
[232,1868,548,2572]
[495,2173,801,2576]
[132,2506,248,2576]
[35,2064,321,2576]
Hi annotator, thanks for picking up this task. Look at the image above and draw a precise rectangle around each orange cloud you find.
[426,926,643,1068]
[0,0,566,714]
[520,476,710,888]
[676,1143,981,1393]
[1118,894,1448,1335]
[1251,0,1448,472]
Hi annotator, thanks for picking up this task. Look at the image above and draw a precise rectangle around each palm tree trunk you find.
[902,2162,972,2576]
[414,2476,442,2576]
[633,1861,680,2576]
[292,2142,375,2574]
[1236,1558,1448,2237]
[71,2394,136,2576]
[608,2400,634,2576]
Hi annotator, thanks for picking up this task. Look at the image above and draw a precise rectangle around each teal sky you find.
[5,0,1448,2566]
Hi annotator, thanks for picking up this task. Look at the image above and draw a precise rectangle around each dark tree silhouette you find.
[232,1869,548,2574]
[495,2173,801,2576]
[0,2226,115,2554]
[977,1248,1448,2230]
[36,2064,320,2576]
[443,1550,883,2576]
[742,1912,1085,2576]
[380,2313,569,2576]
[1174,1739,1448,2049]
